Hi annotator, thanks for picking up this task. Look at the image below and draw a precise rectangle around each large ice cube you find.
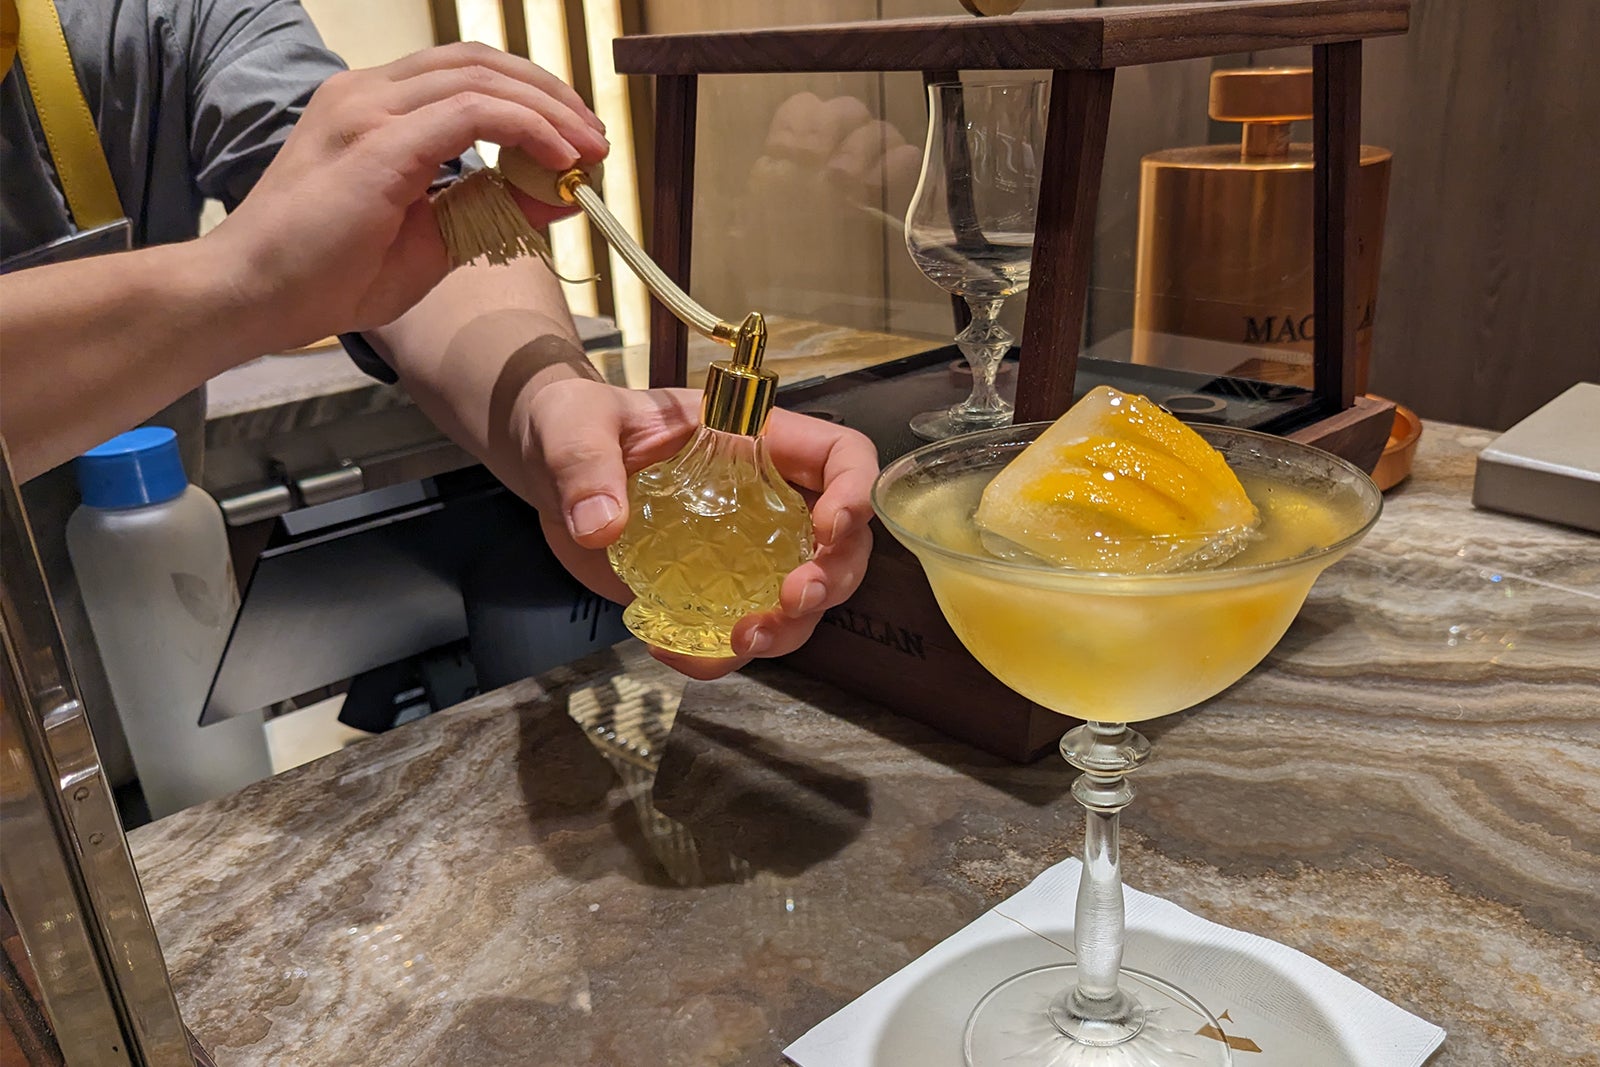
[975,386,1260,573]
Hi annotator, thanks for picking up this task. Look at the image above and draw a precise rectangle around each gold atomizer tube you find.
[494,148,751,351]
[435,147,777,433]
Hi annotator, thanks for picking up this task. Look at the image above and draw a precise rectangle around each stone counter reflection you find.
[128,423,1600,1066]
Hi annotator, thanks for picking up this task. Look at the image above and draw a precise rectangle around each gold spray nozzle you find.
[435,146,749,353]
[701,312,776,436]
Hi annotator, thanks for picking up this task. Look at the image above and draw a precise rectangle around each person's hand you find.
[515,380,878,681]
[204,43,607,352]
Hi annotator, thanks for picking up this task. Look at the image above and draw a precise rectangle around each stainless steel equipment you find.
[0,436,203,1065]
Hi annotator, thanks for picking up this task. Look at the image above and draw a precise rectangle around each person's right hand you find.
[203,42,608,354]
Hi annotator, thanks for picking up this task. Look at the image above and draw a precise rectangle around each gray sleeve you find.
[183,0,348,210]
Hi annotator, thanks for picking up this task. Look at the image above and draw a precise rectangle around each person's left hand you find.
[511,379,877,680]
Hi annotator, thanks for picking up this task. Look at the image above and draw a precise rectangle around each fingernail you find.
[569,494,620,537]
[797,580,827,614]
[745,628,772,656]
[831,509,856,545]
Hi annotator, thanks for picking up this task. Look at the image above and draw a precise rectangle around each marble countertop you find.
[128,422,1600,1066]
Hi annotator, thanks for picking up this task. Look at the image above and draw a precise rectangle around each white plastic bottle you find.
[66,427,272,819]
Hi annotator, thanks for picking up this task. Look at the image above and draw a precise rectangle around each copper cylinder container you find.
[1132,67,1391,391]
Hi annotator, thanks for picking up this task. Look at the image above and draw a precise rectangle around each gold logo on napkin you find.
[1197,1011,1264,1054]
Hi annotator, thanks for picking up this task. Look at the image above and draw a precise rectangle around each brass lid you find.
[1208,67,1312,123]
[702,312,777,436]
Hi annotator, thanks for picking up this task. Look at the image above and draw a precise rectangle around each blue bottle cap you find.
[76,426,188,508]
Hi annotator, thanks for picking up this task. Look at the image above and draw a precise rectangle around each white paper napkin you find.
[785,858,1445,1067]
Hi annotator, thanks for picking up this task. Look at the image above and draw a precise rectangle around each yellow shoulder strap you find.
[11,0,124,229]
[1,1,18,84]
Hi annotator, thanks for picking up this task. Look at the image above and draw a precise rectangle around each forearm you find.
[0,240,267,482]
[368,255,601,503]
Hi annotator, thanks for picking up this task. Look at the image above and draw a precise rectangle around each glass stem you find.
[953,297,1013,420]
[1052,721,1151,1027]
[1072,787,1129,1014]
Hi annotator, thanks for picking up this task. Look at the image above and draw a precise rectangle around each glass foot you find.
[963,964,1232,1067]
[909,405,1014,442]
[621,601,737,658]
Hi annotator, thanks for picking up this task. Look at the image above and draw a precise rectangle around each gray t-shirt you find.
[1,0,345,257]
[2,0,346,791]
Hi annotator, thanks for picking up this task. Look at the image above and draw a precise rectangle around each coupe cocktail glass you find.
[872,422,1383,1066]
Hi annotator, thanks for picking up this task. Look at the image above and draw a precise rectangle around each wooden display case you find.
[614,0,1410,761]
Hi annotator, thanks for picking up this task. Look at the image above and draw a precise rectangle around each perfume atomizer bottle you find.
[432,149,815,659]
[606,313,814,659]
[1131,67,1392,391]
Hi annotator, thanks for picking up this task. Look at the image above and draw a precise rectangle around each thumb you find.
[529,386,631,549]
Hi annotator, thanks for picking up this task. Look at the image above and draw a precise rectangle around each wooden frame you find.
[612,1,1407,74]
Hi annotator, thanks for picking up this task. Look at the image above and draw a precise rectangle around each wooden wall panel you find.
[301,0,439,64]
[1355,0,1600,429]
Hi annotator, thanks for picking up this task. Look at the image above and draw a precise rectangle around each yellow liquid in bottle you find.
[608,425,814,657]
